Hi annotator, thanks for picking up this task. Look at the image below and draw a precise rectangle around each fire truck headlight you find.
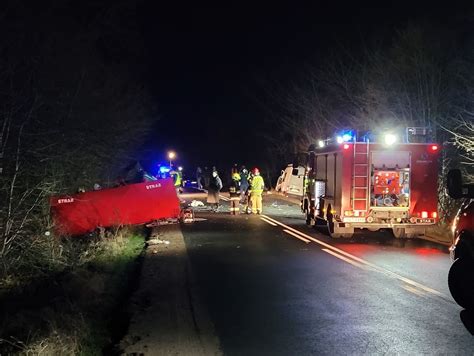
[384,134,397,146]
[318,140,325,148]
[336,136,343,144]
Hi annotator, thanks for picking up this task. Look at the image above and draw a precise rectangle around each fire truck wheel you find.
[448,258,474,310]
[327,220,345,238]
[392,227,407,238]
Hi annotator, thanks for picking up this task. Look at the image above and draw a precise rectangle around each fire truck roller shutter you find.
[370,150,411,208]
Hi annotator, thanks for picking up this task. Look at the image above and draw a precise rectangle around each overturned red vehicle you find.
[50,178,180,236]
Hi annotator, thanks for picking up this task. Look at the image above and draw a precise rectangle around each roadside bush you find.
[0,227,146,355]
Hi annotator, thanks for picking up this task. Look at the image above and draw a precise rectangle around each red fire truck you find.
[50,178,181,236]
[301,129,440,238]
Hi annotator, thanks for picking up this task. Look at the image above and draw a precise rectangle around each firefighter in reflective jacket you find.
[249,167,265,214]
[170,167,182,194]
[229,169,241,215]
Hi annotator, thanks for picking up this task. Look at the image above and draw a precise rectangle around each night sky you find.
[140,2,470,173]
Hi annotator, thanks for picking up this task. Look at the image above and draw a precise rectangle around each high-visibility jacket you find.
[250,175,264,194]
[232,172,241,182]
[170,170,182,187]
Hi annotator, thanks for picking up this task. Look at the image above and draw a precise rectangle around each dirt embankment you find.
[119,224,221,355]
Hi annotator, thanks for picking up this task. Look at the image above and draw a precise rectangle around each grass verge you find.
[0,227,147,355]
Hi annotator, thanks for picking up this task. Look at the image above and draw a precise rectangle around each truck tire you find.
[392,227,406,238]
[448,258,474,310]
[326,207,338,238]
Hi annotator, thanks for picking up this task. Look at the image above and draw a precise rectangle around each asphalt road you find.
[180,192,474,355]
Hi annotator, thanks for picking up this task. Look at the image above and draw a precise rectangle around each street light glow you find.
[168,151,176,160]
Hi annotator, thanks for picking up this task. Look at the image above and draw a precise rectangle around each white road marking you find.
[219,195,230,201]
[322,248,368,269]
[260,217,278,226]
[261,214,449,300]
[283,229,310,243]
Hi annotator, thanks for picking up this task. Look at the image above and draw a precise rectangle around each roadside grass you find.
[0,227,146,355]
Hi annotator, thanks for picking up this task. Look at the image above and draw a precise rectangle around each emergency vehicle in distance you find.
[300,127,440,238]
[275,164,306,197]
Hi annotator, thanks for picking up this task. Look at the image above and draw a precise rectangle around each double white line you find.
[260,214,449,300]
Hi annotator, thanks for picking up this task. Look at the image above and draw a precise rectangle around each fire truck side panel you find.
[407,145,439,219]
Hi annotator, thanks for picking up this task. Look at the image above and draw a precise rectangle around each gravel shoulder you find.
[119,224,221,355]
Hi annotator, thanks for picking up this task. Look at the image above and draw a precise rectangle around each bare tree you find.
[0,0,155,280]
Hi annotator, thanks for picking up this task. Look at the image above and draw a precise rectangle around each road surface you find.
[122,191,474,355]
[180,191,473,355]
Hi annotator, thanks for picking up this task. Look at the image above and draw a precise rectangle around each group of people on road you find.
[196,165,265,214]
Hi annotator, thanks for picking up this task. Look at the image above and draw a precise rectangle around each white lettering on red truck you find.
[58,198,74,204]
[146,183,162,190]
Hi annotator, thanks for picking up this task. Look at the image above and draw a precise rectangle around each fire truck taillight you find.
[431,212,438,219]
[421,211,428,219]
[429,145,439,152]
[343,144,350,150]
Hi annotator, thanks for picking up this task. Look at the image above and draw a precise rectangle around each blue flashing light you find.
[342,133,353,142]
[336,129,356,143]
[159,165,171,174]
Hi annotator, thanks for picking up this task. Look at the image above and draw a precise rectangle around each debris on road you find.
[147,238,170,245]
[146,218,179,227]
[190,200,205,207]
[180,208,195,223]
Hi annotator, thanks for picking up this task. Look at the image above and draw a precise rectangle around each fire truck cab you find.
[301,128,440,238]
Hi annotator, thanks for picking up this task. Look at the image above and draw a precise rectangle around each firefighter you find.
[249,167,265,214]
[229,168,241,215]
[170,166,182,195]
[239,166,249,204]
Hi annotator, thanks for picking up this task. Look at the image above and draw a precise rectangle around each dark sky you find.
[139,2,470,173]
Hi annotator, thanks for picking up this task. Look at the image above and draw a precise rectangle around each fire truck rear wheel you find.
[448,258,474,310]
[326,213,337,237]
[392,227,407,238]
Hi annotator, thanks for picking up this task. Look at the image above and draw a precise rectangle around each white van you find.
[275,164,305,196]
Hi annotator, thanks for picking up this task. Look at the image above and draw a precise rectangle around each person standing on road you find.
[249,167,265,214]
[229,167,241,214]
[170,166,182,196]
[207,170,223,212]
[203,167,210,189]
[239,166,249,204]
[196,166,203,190]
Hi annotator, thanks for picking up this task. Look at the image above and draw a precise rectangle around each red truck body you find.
[303,142,440,238]
[50,178,180,236]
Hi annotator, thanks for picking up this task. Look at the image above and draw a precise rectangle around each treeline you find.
[0,1,154,281]
[264,23,474,188]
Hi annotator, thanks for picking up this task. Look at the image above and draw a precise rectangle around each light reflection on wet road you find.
[180,193,474,355]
